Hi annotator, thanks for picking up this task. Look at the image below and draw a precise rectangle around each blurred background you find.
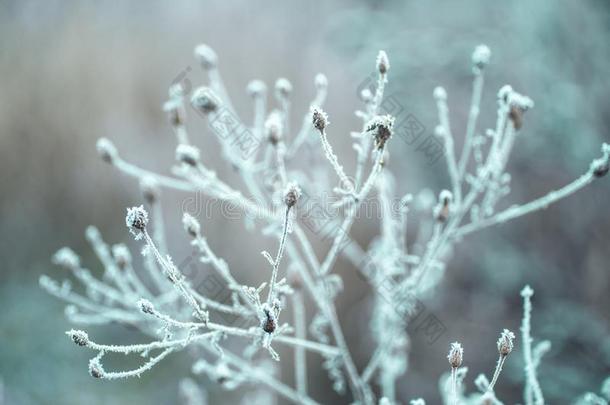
[1,0,609,403]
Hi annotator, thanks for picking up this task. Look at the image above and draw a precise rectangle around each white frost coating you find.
[40,43,609,405]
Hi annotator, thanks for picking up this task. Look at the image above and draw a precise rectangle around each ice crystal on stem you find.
[40,43,609,405]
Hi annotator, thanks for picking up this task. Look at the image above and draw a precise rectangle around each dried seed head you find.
[140,176,160,204]
[497,329,515,356]
[182,213,201,237]
[284,182,301,208]
[315,73,328,90]
[163,97,186,127]
[360,88,373,103]
[434,125,446,138]
[275,78,292,98]
[138,298,155,314]
[96,137,118,164]
[52,247,80,270]
[376,50,390,75]
[433,86,447,101]
[190,87,221,114]
[592,157,609,178]
[194,44,218,70]
[112,244,131,268]
[311,105,329,132]
[447,341,463,368]
[265,110,283,145]
[591,144,610,178]
[261,303,277,334]
[434,190,453,222]
[247,80,267,98]
[498,86,533,130]
[472,44,491,70]
[125,205,148,239]
[520,284,534,298]
[67,329,89,347]
[89,357,104,379]
[175,144,201,167]
[365,114,395,149]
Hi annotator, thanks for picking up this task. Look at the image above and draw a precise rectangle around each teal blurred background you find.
[1,0,609,403]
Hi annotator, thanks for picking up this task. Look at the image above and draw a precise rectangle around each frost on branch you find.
[40,43,609,405]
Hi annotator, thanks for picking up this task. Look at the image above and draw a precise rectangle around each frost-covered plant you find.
[41,43,610,404]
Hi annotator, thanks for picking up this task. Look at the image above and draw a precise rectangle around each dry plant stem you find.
[456,168,598,238]
[173,125,190,145]
[142,231,208,322]
[458,71,485,177]
[85,228,132,296]
[287,86,328,158]
[522,289,544,405]
[362,347,383,383]
[320,149,386,276]
[94,348,175,380]
[292,290,308,396]
[114,157,193,191]
[40,277,141,323]
[318,127,354,192]
[198,343,321,405]
[435,96,462,204]
[451,367,458,405]
[488,354,507,393]
[148,307,339,356]
[139,150,366,400]
[354,72,385,189]
[266,206,291,304]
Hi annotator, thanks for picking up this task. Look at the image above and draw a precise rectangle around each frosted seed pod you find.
[433,86,447,101]
[497,329,515,356]
[175,144,201,167]
[261,303,277,334]
[138,298,155,315]
[140,176,160,204]
[265,110,283,145]
[447,342,463,368]
[194,44,218,69]
[67,329,89,347]
[125,205,148,238]
[182,213,201,237]
[360,88,373,103]
[311,106,329,132]
[314,73,328,90]
[472,44,491,70]
[434,190,453,222]
[365,114,395,150]
[283,182,301,208]
[89,357,104,378]
[275,78,292,98]
[247,80,266,98]
[191,87,221,114]
[376,50,390,75]
[112,244,131,268]
[52,247,80,270]
[96,137,118,164]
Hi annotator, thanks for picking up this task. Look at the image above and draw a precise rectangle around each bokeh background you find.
[1,0,609,403]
